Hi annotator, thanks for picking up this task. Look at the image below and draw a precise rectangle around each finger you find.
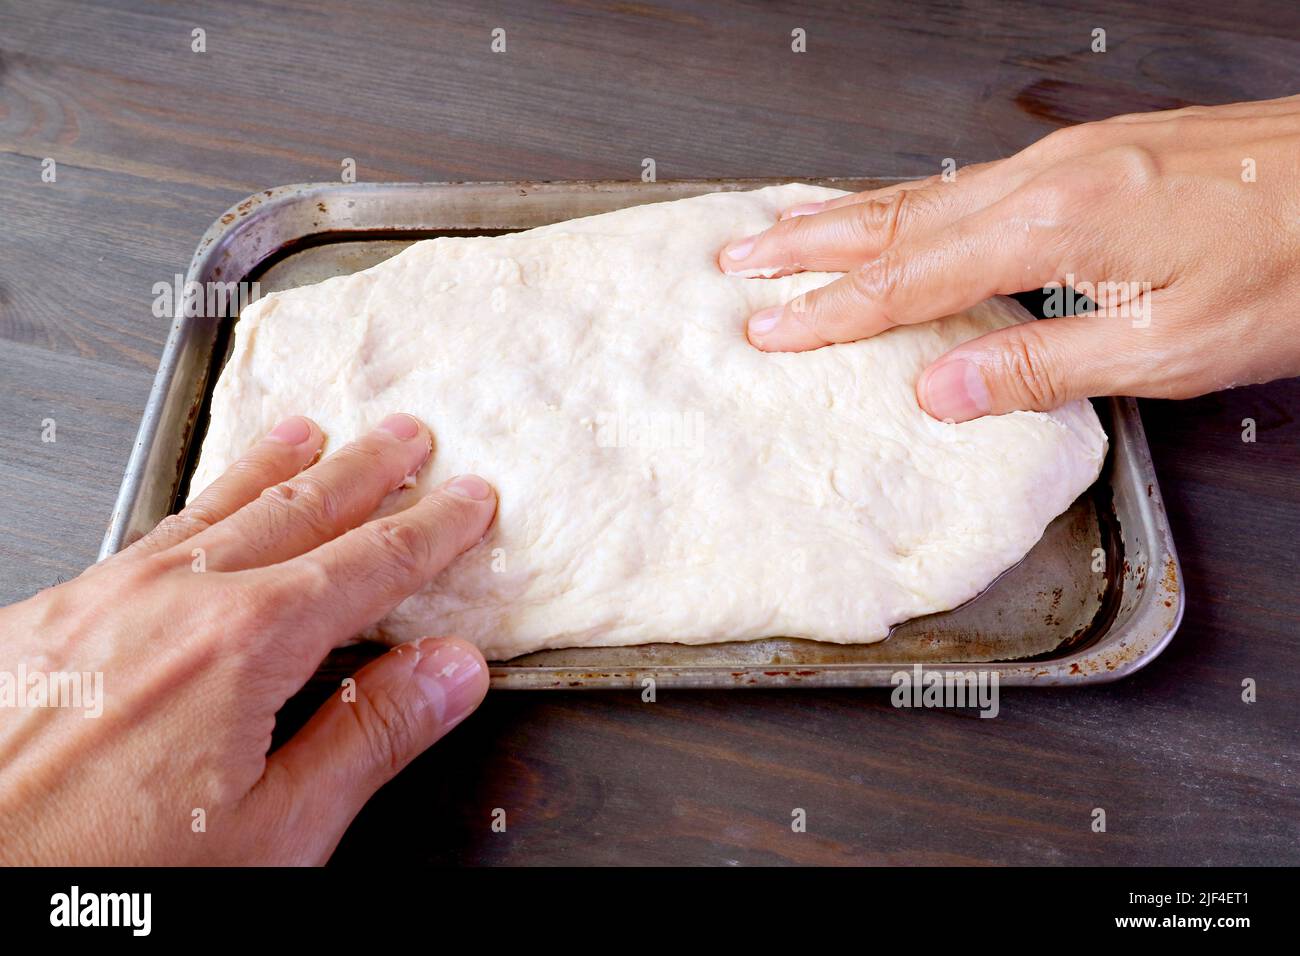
[190,413,434,572]
[129,416,324,555]
[260,475,497,658]
[719,187,965,278]
[253,636,489,862]
[916,306,1156,420]
[777,161,1006,220]
[746,194,1069,352]
[779,176,941,221]
[721,164,1018,280]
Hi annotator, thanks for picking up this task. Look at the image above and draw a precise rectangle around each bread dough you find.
[191,184,1107,660]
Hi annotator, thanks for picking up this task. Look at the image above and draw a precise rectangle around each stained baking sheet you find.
[102,180,1184,687]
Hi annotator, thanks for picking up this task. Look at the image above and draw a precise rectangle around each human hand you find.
[0,413,496,864]
[719,95,1300,421]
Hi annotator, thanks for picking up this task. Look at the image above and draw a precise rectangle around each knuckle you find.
[851,250,902,304]
[145,512,208,546]
[125,548,182,585]
[1101,143,1161,190]
[368,518,434,581]
[254,483,299,537]
[257,480,296,511]
[1022,142,1160,223]
[276,559,338,624]
[351,683,419,778]
[998,332,1064,409]
[1018,174,1078,225]
[266,473,343,535]
[853,192,909,246]
[770,216,810,260]
[785,286,828,338]
[781,210,818,243]
[174,501,221,532]
[888,189,922,231]
[127,513,209,562]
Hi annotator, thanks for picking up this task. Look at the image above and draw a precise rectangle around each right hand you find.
[0,412,496,864]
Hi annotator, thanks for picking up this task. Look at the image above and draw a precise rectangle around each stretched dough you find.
[191,184,1106,660]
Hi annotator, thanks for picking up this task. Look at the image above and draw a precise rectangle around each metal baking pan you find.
[101,179,1184,688]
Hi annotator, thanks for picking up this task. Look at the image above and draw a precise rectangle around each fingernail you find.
[445,474,493,500]
[748,306,782,337]
[724,235,758,260]
[414,641,487,726]
[377,412,421,441]
[921,358,992,422]
[783,201,824,219]
[266,416,313,445]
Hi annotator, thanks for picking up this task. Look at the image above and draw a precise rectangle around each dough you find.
[191,183,1107,660]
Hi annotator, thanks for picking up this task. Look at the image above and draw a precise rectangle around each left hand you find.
[718,95,1300,421]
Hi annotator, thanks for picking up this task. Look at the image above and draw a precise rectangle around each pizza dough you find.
[191,183,1107,660]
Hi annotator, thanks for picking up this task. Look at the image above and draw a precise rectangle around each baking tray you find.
[101,179,1184,688]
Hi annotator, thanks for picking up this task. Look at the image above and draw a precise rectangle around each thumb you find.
[261,636,489,858]
[917,314,1138,421]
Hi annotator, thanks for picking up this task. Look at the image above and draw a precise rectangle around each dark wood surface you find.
[1,0,1297,865]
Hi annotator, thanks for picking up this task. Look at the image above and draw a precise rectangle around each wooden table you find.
[1,0,1296,865]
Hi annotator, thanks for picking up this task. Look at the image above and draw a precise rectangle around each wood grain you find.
[1,0,1297,865]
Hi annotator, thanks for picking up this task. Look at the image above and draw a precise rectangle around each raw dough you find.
[191,183,1107,660]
